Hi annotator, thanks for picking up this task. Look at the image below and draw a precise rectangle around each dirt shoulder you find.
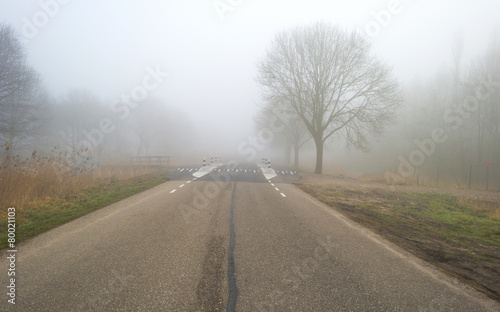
[295,173,500,302]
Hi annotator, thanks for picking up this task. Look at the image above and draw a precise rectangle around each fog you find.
[1,0,499,182]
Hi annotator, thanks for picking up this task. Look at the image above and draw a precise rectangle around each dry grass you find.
[465,199,500,220]
[0,144,166,216]
[360,172,499,191]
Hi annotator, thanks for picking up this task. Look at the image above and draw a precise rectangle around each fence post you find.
[486,166,489,191]
[469,164,472,189]
[436,165,439,187]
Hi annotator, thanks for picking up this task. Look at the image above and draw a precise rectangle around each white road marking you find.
[170,189,176,193]
[180,168,184,172]
[193,165,220,178]
[187,181,191,184]
[179,184,185,188]
[261,168,277,180]
[245,169,247,173]
[193,178,197,180]
[280,193,286,197]
[275,187,279,191]
[271,183,275,186]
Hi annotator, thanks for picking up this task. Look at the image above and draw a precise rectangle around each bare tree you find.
[257,22,402,174]
[129,99,178,157]
[256,101,310,168]
[467,28,500,165]
[0,24,49,158]
[55,89,105,167]
[0,24,25,106]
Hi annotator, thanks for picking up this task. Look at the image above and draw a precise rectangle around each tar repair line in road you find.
[227,182,237,312]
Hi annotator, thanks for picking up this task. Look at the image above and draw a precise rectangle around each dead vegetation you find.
[0,142,166,213]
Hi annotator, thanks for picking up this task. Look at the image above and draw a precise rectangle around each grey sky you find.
[1,0,499,152]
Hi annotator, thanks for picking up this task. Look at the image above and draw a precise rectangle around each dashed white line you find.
[179,184,185,188]
[186,181,191,184]
[280,193,286,197]
[271,183,275,186]
[275,187,279,191]
[170,189,176,193]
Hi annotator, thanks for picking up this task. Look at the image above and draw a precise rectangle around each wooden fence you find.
[129,156,171,167]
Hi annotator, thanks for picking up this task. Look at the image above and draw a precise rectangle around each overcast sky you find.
[1,0,499,152]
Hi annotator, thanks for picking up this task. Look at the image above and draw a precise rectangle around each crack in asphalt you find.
[227,182,237,312]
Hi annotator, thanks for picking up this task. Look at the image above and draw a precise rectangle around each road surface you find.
[1,162,498,311]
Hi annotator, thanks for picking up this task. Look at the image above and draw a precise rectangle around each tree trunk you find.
[293,143,299,169]
[284,140,292,165]
[314,136,323,174]
[136,140,143,157]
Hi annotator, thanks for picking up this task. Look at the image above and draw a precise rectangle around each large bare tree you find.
[0,23,49,158]
[257,22,402,174]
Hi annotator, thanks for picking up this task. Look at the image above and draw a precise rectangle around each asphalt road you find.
[1,162,498,311]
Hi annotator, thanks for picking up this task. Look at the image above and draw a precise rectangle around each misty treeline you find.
[255,22,500,187]
[0,23,194,171]
[386,30,500,187]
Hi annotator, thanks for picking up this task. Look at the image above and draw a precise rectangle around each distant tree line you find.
[388,30,500,187]
[254,22,499,188]
[0,23,194,171]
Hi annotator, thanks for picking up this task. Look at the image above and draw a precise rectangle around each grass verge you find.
[0,173,167,249]
[296,182,500,301]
